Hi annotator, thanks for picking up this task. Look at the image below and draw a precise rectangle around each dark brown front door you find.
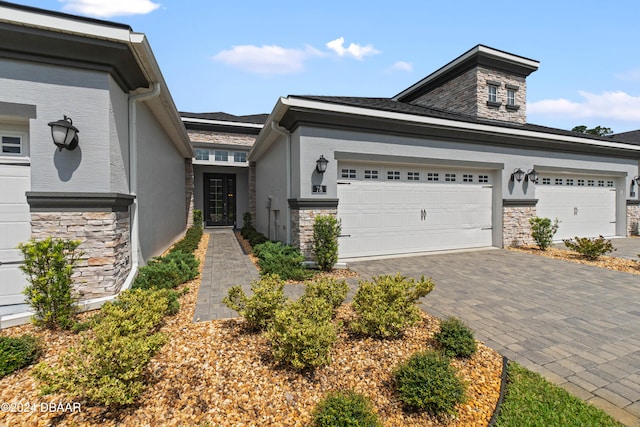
[204,173,236,226]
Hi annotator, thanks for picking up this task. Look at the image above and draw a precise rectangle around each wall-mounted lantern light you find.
[316,155,329,174]
[510,168,525,182]
[634,176,640,186]
[48,115,79,151]
[525,169,539,183]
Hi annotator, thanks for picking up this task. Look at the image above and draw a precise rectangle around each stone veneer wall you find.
[503,205,536,247]
[187,130,256,147]
[628,203,640,236]
[185,158,194,227]
[248,161,257,221]
[291,208,337,259]
[411,67,478,117]
[30,211,130,299]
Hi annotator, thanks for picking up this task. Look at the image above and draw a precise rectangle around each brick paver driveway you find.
[350,247,640,426]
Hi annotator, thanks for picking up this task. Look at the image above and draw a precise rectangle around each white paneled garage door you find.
[536,175,616,241]
[0,164,30,306]
[337,164,493,258]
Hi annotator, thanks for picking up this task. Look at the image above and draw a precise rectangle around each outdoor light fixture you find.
[634,176,640,186]
[511,168,525,182]
[316,154,328,174]
[48,115,79,151]
[525,169,539,183]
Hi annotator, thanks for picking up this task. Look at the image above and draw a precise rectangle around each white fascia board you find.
[282,97,640,152]
[248,98,288,161]
[0,5,133,42]
[181,118,263,129]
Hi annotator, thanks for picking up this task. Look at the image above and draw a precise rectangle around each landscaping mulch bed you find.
[1,232,503,426]
[509,246,640,275]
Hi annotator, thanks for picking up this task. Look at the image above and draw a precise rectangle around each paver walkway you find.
[350,246,640,426]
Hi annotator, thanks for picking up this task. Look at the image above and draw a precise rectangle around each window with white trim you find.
[1,135,22,155]
[555,178,563,185]
[194,148,209,161]
[598,180,605,187]
[542,178,551,185]
[387,171,401,180]
[407,171,420,181]
[341,169,356,179]
[233,152,247,163]
[607,180,614,187]
[445,173,456,182]
[507,89,516,106]
[463,174,473,182]
[427,172,439,182]
[488,85,498,103]
[577,179,585,186]
[587,180,595,186]
[566,178,574,186]
[214,150,228,161]
[478,175,489,183]
[364,170,378,180]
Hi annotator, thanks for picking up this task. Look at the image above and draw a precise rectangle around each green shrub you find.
[170,226,203,254]
[301,278,348,310]
[313,390,382,427]
[163,250,199,282]
[0,335,41,378]
[33,288,174,407]
[563,235,615,260]
[222,274,287,331]
[394,351,466,415]
[133,250,199,290]
[529,217,559,250]
[434,317,477,358]
[242,212,253,229]
[253,241,312,281]
[313,215,341,271]
[193,209,203,228]
[18,237,82,330]
[350,274,435,339]
[266,297,338,370]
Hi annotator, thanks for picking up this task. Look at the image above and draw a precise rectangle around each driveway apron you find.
[350,248,640,426]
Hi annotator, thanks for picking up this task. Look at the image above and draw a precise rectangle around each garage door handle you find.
[338,234,351,238]
[0,260,24,266]
[482,227,493,230]
[337,182,351,185]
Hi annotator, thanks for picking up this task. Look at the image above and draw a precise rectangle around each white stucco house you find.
[0,2,193,321]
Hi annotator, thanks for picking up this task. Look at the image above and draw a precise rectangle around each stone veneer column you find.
[503,199,537,247]
[627,200,640,236]
[248,161,257,221]
[185,158,194,227]
[26,192,134,300]
[288,199,339,260]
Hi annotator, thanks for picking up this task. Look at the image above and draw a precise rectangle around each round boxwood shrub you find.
[0,335,41,378]
[394,350,466,415]
[433,317,477,358]
[313,389,382,427]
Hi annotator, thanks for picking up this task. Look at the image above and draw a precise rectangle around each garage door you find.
[337,164,493,258]
[536,175,616,241]
[0,164,30,306]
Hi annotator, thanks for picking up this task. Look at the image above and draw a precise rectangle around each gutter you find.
[270,121,292,244]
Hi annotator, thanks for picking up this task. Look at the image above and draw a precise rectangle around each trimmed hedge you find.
[313,390,382,427]
[0,335,41,378]
[170,226,203,255]
[222,274,287,331]
[253,241,312,281]
[434,317,477,358]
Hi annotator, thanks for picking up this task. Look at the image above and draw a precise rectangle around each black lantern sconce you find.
[48,115,79,151]
[634,176,640,186]
[316,155,328,174]
[510,168,525,182]
[525,169,539,183]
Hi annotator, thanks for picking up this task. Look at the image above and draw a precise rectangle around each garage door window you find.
[341,169,356,179]
[427,172,439,181]
[387,171,400,180]
[607,181,614,187]
[445,173,456,182]
[1,135,21,155]
[478,175,489,183]
[463,174,473,182]
[364,170,378,180]
[407,171,420,181]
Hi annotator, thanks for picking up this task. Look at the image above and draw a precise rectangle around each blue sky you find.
[9,0,640,133]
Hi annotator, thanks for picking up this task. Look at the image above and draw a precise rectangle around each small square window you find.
[387,171,400,180]
[607,181,614,187]
[478,175,489,183]
[463,174,473,183]
[555,178,563,185]
[542,178,551,185]
[407,171,420,181]
[445,173,456,182]
[214,150,228,161]
[588,180,595,186]
[488,86,498,103]
[341,169,356,179]
[598,180,605,187]
[577,179,585,186]
[364,170,378,180]
[1,135,21,155]
[233,152,247,163]
[427,172,439,182]
[566,179,574,186]
[507,89,516,106]
[194,148,209,161]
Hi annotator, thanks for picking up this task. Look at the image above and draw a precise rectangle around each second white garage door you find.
[536,177,617,241]
[337,165,493,258]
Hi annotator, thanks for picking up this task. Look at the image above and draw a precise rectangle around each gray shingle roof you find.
[612,130,640,145]
[180,111,268,125]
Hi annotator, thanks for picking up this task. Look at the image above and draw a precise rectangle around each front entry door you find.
[204,173,236,226]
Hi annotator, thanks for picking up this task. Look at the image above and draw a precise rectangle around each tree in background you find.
[571,125,613,137]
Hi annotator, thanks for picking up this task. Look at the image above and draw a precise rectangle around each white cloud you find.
[390,61,413,72]
[325,37,380,60]
[528,90,640,122]
[212,44,324,75]
[59,0,160,18]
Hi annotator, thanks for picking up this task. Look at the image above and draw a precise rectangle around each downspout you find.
[270,121,292,244]
[122,82,162,289]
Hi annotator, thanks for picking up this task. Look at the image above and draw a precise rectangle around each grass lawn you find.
[495,362,624,427]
